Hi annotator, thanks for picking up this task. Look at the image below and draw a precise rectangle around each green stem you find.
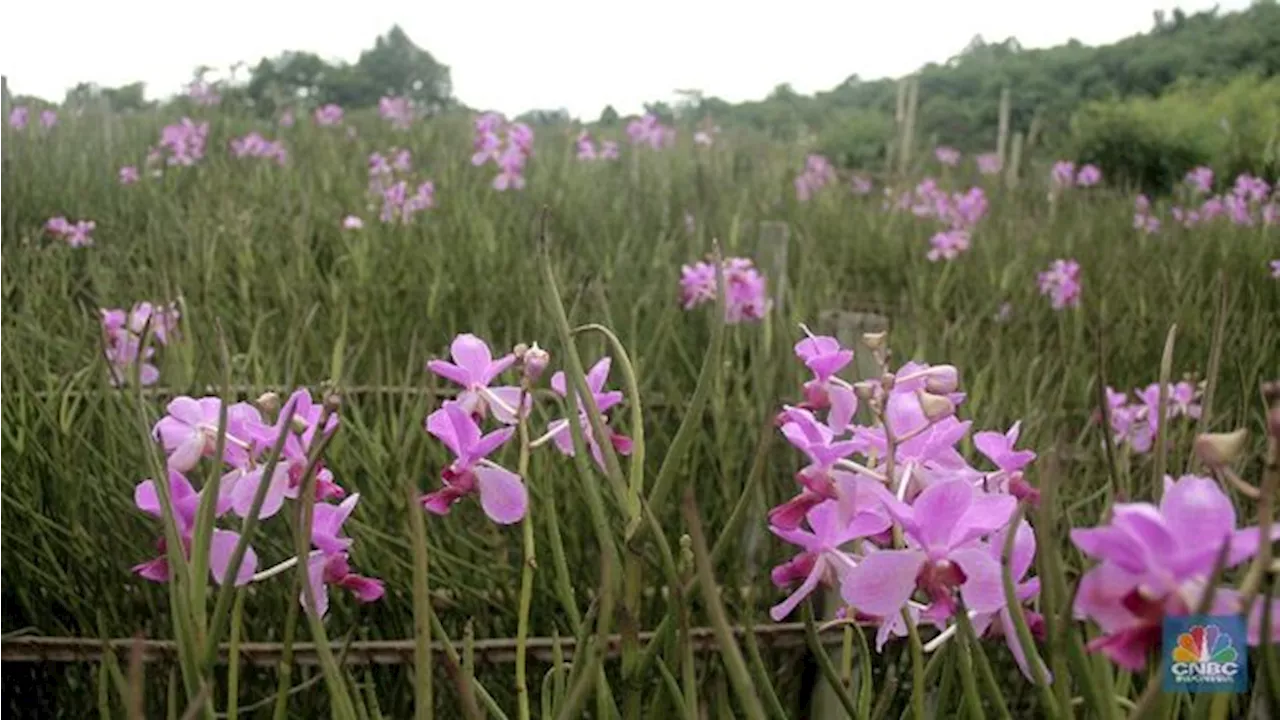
[1152,324,1177,499]
[902,607,927,720]
[293,418,359,720]
[190,330,235,639]
[203,403,300,671]
[270,572,302,720]
[130,386,200,706]
[515,388,536,720]
[403,464,434,720]
[425,605,506,720]
[955,612,987,720]
[225,588,245,720]
[681,489,767,720]
[1001,509,1059,717]
[954,608,1011,720]
[801,603,861,719]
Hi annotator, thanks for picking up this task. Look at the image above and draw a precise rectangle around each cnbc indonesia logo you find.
[1168,624,1241,688]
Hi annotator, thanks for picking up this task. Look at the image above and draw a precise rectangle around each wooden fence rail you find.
[0,622,848,667]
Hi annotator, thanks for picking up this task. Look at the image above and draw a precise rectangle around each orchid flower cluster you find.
[420,333,639,524]
[366,148,435,224]
[889,179,989,261]
[1168,172,1277,229]
[1185,166,1216,194]
[314,104,345,126]
[625,114,676,150]
[575,131,620,161]
[118,166,140,185]
[133,390,384,618]
[795,154,838,202]
[1133,195,1161,234]
[145,118,209,168]
[7,106,57,131]
[976,152,1003,175]
[1051,161,1103,189]
[378,95,415,129]
[766,331,1050,680]
[100,301,180,386]
[850,174,874,195]
[471,112,534,191]
[278,109,296,128]
[1037,258,1083,309]
[934,146,961,167]
[1071,473,1280,669]
[229,132,288,165]
[679,256,773,324]
[45,216,96,247]
[1102,381,1203,454]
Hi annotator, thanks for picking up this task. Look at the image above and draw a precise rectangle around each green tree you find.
[355,25,452,112]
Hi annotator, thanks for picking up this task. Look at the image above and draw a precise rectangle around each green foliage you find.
[1072,74,1280,193]
[240,25,452,116]
[3,102,1279,717]
[814,109,894,170]
[1070,101,1210,194]
[689,3,1280,172]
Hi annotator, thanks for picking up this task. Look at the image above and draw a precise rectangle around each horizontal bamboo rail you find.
[1,622,847,667]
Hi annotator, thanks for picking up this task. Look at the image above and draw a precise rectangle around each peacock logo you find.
[1168,624,1241,686]
[1172,625,1238,664]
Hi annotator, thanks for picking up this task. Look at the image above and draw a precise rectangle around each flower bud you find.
[923,365,959,394]
[853,380,878,402]
[879,372,897,392]
[255,391,280,413]
[323,391,342,414]
[1194,429,1248,467]
[512,342,530,359]
[522,342,550,383]
[916,389,955,422]
[862,331,887,350]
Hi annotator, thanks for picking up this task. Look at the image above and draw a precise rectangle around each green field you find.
[2,103,1278,718]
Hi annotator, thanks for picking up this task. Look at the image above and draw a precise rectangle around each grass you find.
[2,105,1278,717]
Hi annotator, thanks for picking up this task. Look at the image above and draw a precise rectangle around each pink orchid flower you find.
[422,401,527,524]
[426,333,529,424]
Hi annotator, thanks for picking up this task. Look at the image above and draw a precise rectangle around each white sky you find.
[0,0,1254,119]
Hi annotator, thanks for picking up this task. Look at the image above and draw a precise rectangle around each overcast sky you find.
[1,0,1254,119]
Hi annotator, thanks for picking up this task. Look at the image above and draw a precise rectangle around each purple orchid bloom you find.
[312,493,360,555]
[841,480,1015,620]
[422,401,527,524]
[974,421,1037,474]
[152,397,262,472]
[971,519,1051,682]
[794,335,858,432]
[853,391,979,498]
[768,407,870,530]
[543,357,633,470]
[303,551,385,618]
[1072,474,1280,670]
[769,494,892,621]
[131,471,256,586]
[427,333,528,424]
[231,389,344,520]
